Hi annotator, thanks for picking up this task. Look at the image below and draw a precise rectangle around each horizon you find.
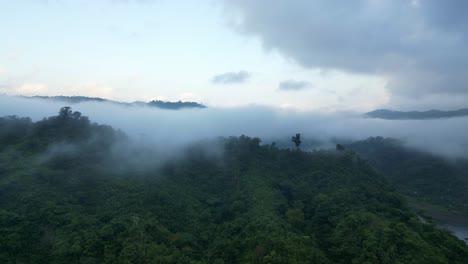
[2,94,468,113]
[2,95,468,160]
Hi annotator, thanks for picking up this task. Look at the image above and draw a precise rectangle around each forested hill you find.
[348,137,468,212]
[365,108,468,119]
[0,108,467,263]
[19,95,207,110]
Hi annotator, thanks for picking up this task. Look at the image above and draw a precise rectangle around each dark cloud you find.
[420,0,468,32]
[212,71,250,84]
[222,0,468,103]
[278,80,311,91]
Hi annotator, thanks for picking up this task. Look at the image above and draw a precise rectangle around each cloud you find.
[0,80,116,101]
[1,96,468,159]
[212,71,250,84]
[15,83,49,96]
[178,92,199,102]
[278,80,311,91]
[67,83,115,99]
[222,0,468,105]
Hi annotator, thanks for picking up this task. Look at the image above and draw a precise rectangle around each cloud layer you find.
[223,0,468,104]
[1,96,467,159]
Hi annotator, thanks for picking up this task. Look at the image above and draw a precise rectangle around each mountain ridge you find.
[365,108,468,120]
[16,95,207,110]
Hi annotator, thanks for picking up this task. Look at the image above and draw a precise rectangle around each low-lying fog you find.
[1,96,467,159]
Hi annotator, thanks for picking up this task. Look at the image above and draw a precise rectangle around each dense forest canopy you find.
[0,108,467,263]
[348,137,468,213]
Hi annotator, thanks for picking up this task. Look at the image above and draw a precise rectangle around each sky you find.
[1,0,467,112]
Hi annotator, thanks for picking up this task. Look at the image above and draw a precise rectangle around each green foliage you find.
[0,111,466,263]
[349,137,468,211]
[291,133,302,148]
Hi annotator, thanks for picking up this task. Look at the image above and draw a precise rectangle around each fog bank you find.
[1,96,467,159]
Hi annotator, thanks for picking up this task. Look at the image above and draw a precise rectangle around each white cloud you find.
[178,92,199,102]
[64,83,115,99]
[15,83,49,96]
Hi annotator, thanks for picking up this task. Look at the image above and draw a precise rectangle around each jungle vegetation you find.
[0,108,467,263]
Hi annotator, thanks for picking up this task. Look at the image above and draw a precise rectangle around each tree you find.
[58,106,73,119]
[291,133,302,148]
[336,144,345,151]
[57,107,87,122]
[71,111,82,120]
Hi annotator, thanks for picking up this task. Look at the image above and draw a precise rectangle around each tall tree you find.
[58,106,73,119]
[291,133,302,148]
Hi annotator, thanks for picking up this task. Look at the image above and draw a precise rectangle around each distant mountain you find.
[365,108,468,120]
[23,95,207,110]
[146,100,206,110]
[29,95,109,104]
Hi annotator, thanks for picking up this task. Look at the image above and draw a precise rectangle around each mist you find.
[1,96,467,159]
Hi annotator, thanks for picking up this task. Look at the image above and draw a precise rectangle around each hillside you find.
[365,109,468,120]
[0,109,467,263]
[19,95,207,110]
[348,137,468,212]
